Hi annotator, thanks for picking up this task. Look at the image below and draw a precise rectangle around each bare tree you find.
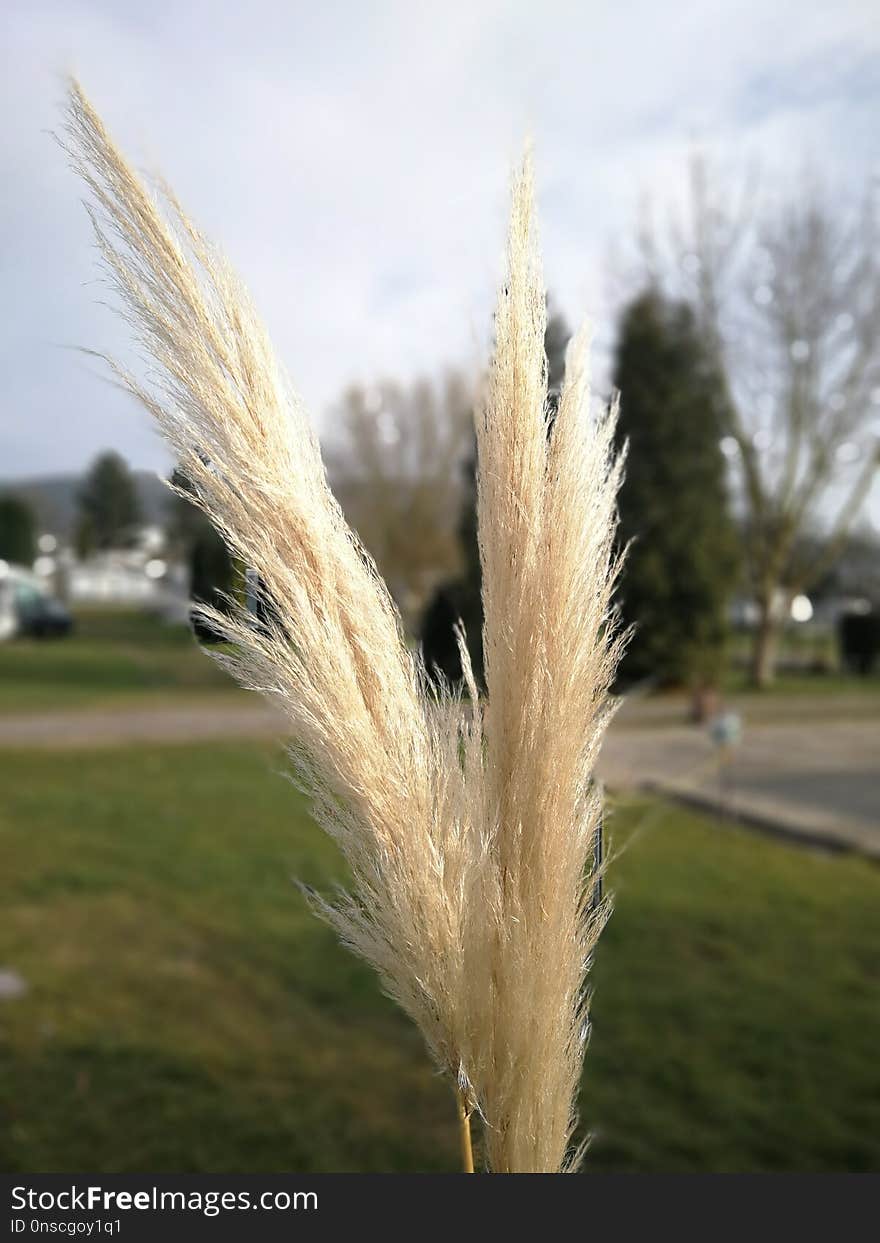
[642,157,880,685]
[325,372,474,632]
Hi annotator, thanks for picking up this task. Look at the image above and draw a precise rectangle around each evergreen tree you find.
[167,468,235,641]
[613,290,739,689]
[0,495,36,565]
[543,303,570,417]
[189,525,234,607]
[76,451,141,553]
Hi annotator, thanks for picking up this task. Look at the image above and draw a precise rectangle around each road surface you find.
[1,695,877,856]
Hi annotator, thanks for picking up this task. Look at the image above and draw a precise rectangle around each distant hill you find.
[0,471,171,539]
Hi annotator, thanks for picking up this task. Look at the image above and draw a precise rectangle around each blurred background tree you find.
[76,451,141,555]
[421,303,571,684]
[167,469,235,639]
[808,529,880,606]
[0,494,36,566]
[612,290,739,698]
[640,157,880,685]
[325,372,473,634]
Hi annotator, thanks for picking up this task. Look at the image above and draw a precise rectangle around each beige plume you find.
[62,80,624,1172]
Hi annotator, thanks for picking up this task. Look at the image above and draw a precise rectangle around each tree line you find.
[2,158,876,688]
[417,160,879,692]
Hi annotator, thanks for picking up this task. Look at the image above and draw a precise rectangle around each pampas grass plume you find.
[62,80,625,1173]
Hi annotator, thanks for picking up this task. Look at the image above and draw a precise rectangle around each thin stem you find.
[455,1088,475,1174]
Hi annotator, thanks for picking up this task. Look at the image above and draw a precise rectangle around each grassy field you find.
[1,741,877,1172]
[0,609,876,717]
[724,669,880,697]
[0,610,237,712]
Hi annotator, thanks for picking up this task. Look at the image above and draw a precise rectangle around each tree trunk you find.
[690,683,719,723]
[750,601,779,688]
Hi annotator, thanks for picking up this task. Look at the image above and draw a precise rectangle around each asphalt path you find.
[2,695,877,855]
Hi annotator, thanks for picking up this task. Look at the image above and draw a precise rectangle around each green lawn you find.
[724,670,880,697]
[0,742,877,1172]
[0,608,876,716]
[0,610,237,712]
[725,628,879,695]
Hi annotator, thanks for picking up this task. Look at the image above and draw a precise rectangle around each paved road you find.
[0,700,283,749]
[1,696,877,856]
[600,718,879,858]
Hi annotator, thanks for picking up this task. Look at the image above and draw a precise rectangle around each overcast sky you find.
[2,1,878,513]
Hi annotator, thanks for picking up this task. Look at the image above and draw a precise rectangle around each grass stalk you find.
[455,1088,475,1174]
[61,80,626,1172]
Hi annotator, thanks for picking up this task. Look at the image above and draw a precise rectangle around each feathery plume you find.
[62,80,624,1172]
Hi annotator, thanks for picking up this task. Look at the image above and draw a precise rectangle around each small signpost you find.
[708,711,743,822]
